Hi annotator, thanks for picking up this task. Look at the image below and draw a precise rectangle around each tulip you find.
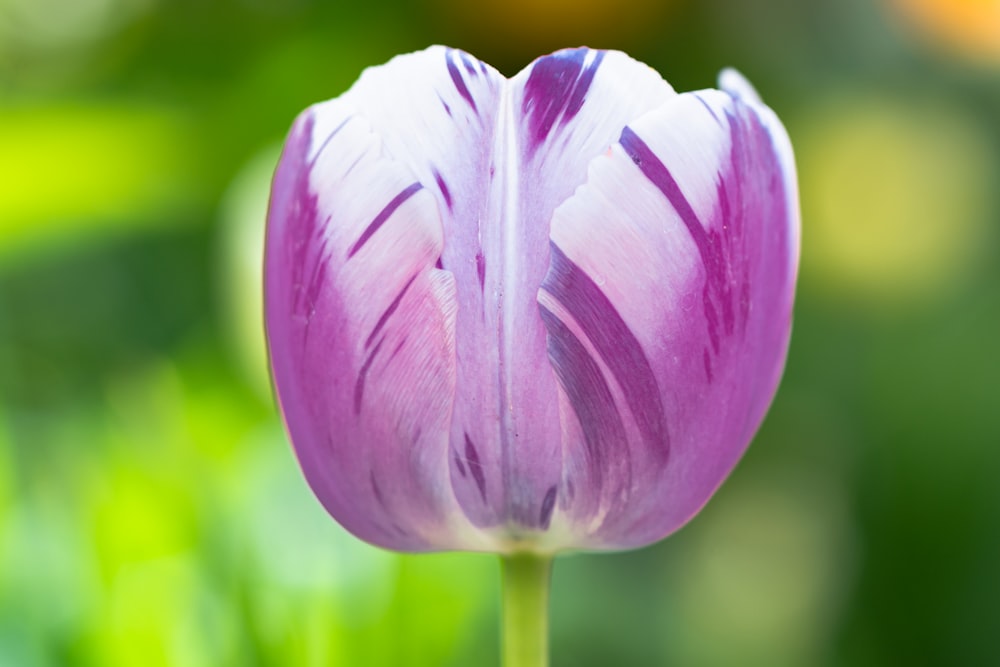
[265,46,799,666]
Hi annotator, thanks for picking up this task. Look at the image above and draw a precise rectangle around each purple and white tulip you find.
[264,46,799,555]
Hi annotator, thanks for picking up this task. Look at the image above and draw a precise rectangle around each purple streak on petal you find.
[542,244,669,459]
[300,247,329,348]
[564,50,605,119]
[344,153,364,177]
[278,114,327,330]
[619,126,714,278]
[353,336,385,414]
[365,274,417,348]
[539,485,557,530]
[294,232,329,317]
[703,348,713,383]
[312,115,352,164]
[522,48,605,154]
[460,51,478,76]
[723,110,754,338]
[538,304,624,486]
[703,287,720,355]
[432,168,453,211]
[695,93,723,125]
[464,433,487,502]
[446,49,478,112]
[475,251,485,292]
[389,337,407,360]
[347,182,423,258]
[437,94,452,117]
[453,449,467,477]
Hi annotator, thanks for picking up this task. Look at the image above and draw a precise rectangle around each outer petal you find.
[540,70,799,549]
[265,48,504,551]
[496,50,675,542]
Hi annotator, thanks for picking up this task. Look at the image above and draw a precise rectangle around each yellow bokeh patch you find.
[796,94,996,308]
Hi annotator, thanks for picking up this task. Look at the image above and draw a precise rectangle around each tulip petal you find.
[488,48,676,545]
[541,72,798,548]
[266,48,505,551]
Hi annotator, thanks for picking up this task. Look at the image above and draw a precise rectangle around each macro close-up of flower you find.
[265,47,798,555]
[264,45,799,664]
[3,2,999,665]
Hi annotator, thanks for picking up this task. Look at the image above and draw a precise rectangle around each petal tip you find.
[718,68,762,105]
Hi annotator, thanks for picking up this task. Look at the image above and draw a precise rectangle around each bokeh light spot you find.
[888,0,1000,64]
[667,472,855,666]
[796,94,996,308]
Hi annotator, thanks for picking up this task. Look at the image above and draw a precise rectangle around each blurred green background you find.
[2,0,999,665]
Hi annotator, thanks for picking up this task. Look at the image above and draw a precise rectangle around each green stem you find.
[500,553,553,667]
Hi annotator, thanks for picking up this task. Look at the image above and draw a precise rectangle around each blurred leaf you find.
[0,104,203,263]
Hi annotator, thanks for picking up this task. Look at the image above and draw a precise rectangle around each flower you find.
[264,46,799,555]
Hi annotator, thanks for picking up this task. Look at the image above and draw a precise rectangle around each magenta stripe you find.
[539,303,624,483]
[347,182,422,258]
[353,336,385,414]
[541,245,669,460]
[564,50,605,120]
[539,485,557,530]
[432,168,453,210]
[464,433,487,502]
[446,50,478,112]
[619,126,714,277]
[311,115,352,164]
[522,48,604,154]
[365,274,417,349]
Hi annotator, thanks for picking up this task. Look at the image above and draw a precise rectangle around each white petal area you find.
[719,68,762,105]
[334,46,503,220]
